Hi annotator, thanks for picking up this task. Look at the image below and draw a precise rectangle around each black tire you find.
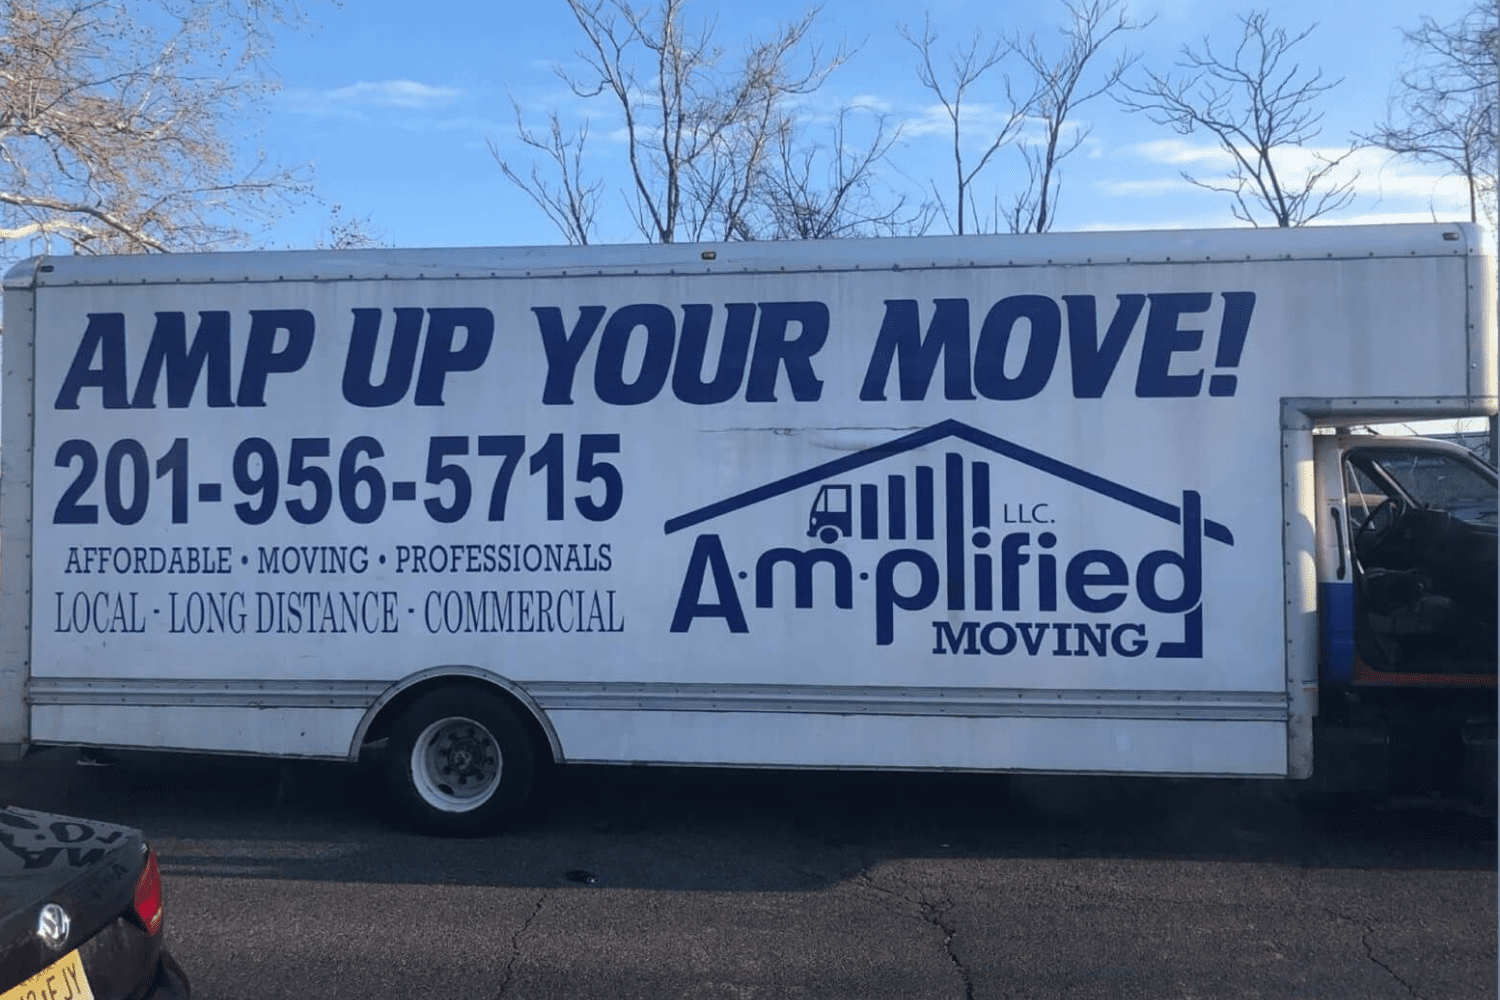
[384,686,537,837]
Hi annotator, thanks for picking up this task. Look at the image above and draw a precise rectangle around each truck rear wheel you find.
[384,687,536,837]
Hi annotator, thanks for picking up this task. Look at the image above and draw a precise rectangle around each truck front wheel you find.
[384,687,536,836]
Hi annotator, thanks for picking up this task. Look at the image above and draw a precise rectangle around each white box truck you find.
[2,223,1494,834]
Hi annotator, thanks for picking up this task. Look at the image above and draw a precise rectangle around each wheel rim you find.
[410,716,502,812]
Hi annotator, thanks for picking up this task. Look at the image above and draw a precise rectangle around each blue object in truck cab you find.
[1320,581,1357,684]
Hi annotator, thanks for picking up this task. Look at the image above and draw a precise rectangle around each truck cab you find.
[1313,433,1497,795]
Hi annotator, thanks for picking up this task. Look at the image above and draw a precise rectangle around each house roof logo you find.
[664,418,1233,546]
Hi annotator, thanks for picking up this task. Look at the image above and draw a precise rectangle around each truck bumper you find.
[1309,717,1496,802]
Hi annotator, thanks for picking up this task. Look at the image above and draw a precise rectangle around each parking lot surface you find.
[0,749,1492,999]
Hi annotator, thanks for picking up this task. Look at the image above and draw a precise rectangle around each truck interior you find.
[1344,446,1498,680]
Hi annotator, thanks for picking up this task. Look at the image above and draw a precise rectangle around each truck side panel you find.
[546,710,1289,775]
[7,224,1495,777]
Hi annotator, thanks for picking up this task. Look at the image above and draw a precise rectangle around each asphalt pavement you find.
[0,748,1492,999]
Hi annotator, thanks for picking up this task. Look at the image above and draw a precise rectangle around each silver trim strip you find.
[29,677,1288,722]
[1280,406,1318,780]
[526,682,1287,722]
[1,283,37,751]
[29,677,386,710]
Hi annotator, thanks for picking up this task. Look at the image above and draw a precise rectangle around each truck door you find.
[1319,437,1497,686]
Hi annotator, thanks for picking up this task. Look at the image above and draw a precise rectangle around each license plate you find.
[1,950,94,1000]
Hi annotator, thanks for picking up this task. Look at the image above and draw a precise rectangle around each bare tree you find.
[1360,2,1497,226]
[678,35,794,243]
[758,106,932,239]
[1118,10,1356,228]
[499,0,844,245]
[900,17,1035,235]
[491,106,602,245]
[317,203,387,251]
[0,0,313,255]
[1006,0,1151,233]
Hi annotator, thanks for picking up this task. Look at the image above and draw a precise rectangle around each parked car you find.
[0,805,187,999]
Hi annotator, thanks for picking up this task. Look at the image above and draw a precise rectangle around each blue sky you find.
[216,0,1494,247]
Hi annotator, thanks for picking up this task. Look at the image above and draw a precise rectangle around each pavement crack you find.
[856,871,975,999]
[919,895,976,1000]
[1319,905,1418,999]
[1357,925,1418,999]
[494,891,547,999]
[1362,945,1417,998]
[853,868,911,908]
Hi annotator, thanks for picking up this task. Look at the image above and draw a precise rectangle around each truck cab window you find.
[1344,448,1497,677]
[1368,450,1495,520]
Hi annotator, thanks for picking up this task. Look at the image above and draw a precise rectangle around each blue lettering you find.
[927,620,1152,657]
[1017,621,1049,654]
[863,291,1247,401]
[130,312,233,408]
[1208,292,1256,397]
[59,310,312,410]
[874,548,940,645]
[1156,607,1203,659]
[1065,550,1129,612]
[670,534,748,633]
[415,308,494,405]
[236,310,314,407]
[1111,622,1148,656]
[755,547,854,609]
[55,313,129,409]
[595,304,675,405]
[932,620,979,654]
[1135,293,1211,397]
[859,299,975,401]
[974,295,1061,401]
[981,621,1017,654]
[1073,621,1109,656]
[343,307,423,407]
[746,301,828,402]
[998,533,1031,612]
[1137,490,1202,615]
[1064,294,1145,398]
[538,301,824,405]
[536,305,606,405]
[673,303,754,404]
[1140,490,1203,659]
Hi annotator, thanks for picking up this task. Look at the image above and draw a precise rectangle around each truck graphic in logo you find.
[665,419,1233,659]
[806,484,852,543]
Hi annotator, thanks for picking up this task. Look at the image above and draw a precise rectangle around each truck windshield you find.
[1353,449,1496,522]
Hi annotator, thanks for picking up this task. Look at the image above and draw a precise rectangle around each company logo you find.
[664,419,1233,659]
[36,903,69,950]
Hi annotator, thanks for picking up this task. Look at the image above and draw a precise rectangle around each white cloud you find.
[847,93,896,114]
[1074,213,1241,232]
[1129,138,1236,168]
[1104,141,1471,218]
[323,80,464,109]
[1322,210,1470,226]
[287,79,465,117]
[898,100,1030,140]
[1343,150,1471,210]
[1096,177,1196,196]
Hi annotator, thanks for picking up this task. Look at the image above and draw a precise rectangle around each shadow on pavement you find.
[0,747,1491,892]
